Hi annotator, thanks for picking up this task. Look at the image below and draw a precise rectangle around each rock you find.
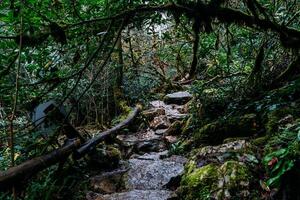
[130,151,169,161]
[164,91,192,105]
[179,160,252,200]
[117,129,164,154]
[136,140,161,153]
[87,189,176,200]
[164,104,188,122]
[197,140,248,157]
[90,169,128,194]
[164,136,178,144]
[150,116,170,130]
[116,135,138,147]
[194,113,258,145]
[149,100,166,108]
[88,146,121,169]
[166,121,182,135]
[155,129,168,135]
[142,108,165,120]
[125,156,185,190]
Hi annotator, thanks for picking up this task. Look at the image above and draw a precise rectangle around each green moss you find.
[252,136,269,146]
[182,116,193,134]
[193,113,258,145]
[180,161,252,200]
[180,162,218,200]
[265,106,298,135]
[107,146,122,161]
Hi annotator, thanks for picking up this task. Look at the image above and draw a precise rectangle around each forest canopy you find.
[0,0,299,199]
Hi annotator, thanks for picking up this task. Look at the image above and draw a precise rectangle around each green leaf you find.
[263,148,288,164]
[266,160,294,187]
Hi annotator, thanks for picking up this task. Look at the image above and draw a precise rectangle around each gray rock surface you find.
[87,189,176,200]
[126,156,185,190]
[87,94,191,200]
[164,91,192,105]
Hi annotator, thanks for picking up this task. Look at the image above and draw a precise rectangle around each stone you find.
[165,121,183,135]
[179,160,252,200]
[125,156,185,190]
[150,116,170,130]
[155,129,168,135]
[149,100,166,108]
[90,169,127,194]
[88,146,121,169]
[164,136,178,144]
[164,105,188,122]
[142,108,165,120]
[87,189,176,200]
[164,91,192,105]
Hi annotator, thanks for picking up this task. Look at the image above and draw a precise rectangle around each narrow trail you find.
[86,91,192,200]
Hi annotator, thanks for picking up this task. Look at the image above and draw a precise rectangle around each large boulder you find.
[164,91,192,105]
[125,155,186,190]
[194,113,258,145]
[179,160,253,200]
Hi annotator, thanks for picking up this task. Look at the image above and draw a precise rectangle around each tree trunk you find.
[189,32,200,78]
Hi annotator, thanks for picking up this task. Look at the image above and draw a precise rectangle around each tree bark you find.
[0,105,141,190]
[75,105,141,157]
[189,31,200,78]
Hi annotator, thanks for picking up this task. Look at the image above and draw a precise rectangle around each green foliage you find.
[263,124,300,188]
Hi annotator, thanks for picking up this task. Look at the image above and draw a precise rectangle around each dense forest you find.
[0,0,300,199]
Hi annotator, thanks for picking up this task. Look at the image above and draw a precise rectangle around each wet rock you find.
[165,121,182,135]
[87,189,176,200]
[116,135,138,147]
[130,151,169,161]
[150,116,170,130]
[136,140,161,153]
[142,108,165,120]
[179,160,252,200]
[197,140,248,157]
[164,105,188,122]
[117,129,164,154]
[90,169,128,194]
[125,156,185,190]
[88,146,121,169]
[164,91,192,105]
[194,113,258,145]
[164,136,178,144]
[155,129,168,135]
[149,100,166,108]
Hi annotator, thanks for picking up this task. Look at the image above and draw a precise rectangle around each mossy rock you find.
[180,161,218,200]
[182,116,193,134]
[251,136,269,146]
[88,146,121,169]
[179,160,253,200]
[167,120,183,135]
[193,113,258,145]
[265,105,300,135]
[269,78,300,100]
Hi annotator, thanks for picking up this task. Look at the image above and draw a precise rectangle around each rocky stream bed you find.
[86,92,192,200]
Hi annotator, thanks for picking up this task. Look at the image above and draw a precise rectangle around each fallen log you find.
[0,139,81,190]
[75,105,142,157]
[0,105,141,190]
